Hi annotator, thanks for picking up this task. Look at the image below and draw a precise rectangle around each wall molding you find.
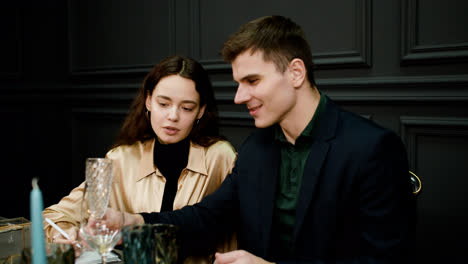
[213,75,468,102]
[401,0,468,64]
[201,0,372,72]
[65,84,138,105]
[71,107,128,117]
[67,0,176,77]
[219,111,254,127]
[313,0,372,68]
[2,74,467,103]
[188,0,201,59]
[400,116,468,171]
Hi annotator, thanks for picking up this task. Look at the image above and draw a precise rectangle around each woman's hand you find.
[50,227,82,257]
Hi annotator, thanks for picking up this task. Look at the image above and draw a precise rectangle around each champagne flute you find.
[79,158,121,264]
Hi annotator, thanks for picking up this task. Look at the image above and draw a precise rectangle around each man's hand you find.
[101,207,145,230]
[214,250,274,264]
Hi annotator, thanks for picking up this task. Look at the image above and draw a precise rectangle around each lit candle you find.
[30,178,46,264]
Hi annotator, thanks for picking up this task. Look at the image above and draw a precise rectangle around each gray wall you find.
[1,0,467,262]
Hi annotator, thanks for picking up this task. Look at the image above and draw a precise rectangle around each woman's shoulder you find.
[106,140,153,160]
[200,140,237,175]
[192,140,237,164]
[204,140,236,156]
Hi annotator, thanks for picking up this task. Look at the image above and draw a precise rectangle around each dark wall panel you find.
[219,112,256,149]
[401,117,468,262]
[69,0,175,75]
[198,0,371,70]
[0,4,21,79]
[71,109,126,187]
[0,102,70,218]
[1,109,29,218]
[402,0,468,63]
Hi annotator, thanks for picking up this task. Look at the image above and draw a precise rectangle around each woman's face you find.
[146,75,205,144]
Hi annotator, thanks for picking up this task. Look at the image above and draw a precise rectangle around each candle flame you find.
[32,177,39,189]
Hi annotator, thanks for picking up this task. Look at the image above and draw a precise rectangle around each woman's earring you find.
[196,119,200,125]
[145,110,150,119]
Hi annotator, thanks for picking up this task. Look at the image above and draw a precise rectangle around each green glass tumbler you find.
[153,224,180,264]
[122,224,155,264]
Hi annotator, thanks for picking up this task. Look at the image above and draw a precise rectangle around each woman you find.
[43,55,237,262]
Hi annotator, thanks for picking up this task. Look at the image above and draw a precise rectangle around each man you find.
[107,16,415,263]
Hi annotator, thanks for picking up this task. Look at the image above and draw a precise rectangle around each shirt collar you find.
[137,138,208,182]
[274,91,327,144]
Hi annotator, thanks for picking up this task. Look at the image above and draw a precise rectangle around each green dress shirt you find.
[270,94,327,255]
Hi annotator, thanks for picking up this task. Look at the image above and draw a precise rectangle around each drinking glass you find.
[79,158,121,264]
[153,224,180,264]
[122,224,155,264]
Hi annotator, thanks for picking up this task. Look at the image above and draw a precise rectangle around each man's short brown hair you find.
[221,15,316,86]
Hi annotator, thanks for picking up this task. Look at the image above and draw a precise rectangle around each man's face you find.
[232,50,297,128]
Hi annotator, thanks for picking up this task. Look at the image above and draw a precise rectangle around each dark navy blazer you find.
[145,96,416,264]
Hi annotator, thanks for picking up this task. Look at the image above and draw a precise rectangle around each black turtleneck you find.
[153,137,190,212]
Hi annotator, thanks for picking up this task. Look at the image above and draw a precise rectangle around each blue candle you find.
[30,178,47,264]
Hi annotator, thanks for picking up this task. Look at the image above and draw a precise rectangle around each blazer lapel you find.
[258,133,281,255]
[293,141,329,241]
[292,96,339,242]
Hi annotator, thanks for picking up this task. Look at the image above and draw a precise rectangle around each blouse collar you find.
[137,138,208,181]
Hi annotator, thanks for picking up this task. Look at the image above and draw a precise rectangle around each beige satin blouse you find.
[43,139,237,262]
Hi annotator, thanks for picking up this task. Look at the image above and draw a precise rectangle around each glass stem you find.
[101,254,107,264]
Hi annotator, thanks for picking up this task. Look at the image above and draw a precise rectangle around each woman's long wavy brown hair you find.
[113,55,224,148]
